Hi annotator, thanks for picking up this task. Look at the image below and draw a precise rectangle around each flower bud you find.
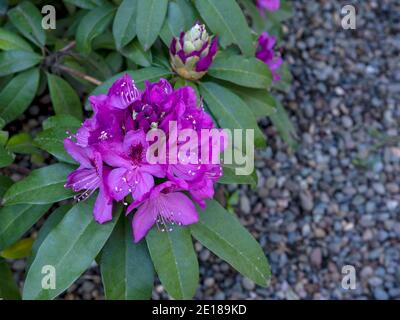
[169,23,218,81]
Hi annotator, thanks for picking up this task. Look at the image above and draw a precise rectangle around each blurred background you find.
[8,0,400,299]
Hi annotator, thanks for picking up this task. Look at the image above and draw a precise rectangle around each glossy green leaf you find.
[47,73,83,120]
[8,1,46,47]
[219,166,257,188]
[64,0,108,9]
[0,130,8,146]
[209,55,272,89]
[0,237,34,259]
[0,68,39,124]
[0,258,20,300]
[199,82,266,148]
[191,200,271,286]
[34,127,76,164]
[269,99,298,150]
[0,204,51,251]
[43,115,81,131]
[136,0,168,50]
[101,215,154,300]
[76,5,115,55]
[23,200,121,300]
[195,0,254,56]
[7,133,38,155]
[229,85,277,119]
[113,0,137,49]
[27,205,71,269]
[176,0,198,29]
[3,163,75,206]
[122,39,152,67]
[239,0,265,33]
[0,27,33,51]
[0,50,41,77]
[0,145,14,168]
[160,1,185,46]
[0,175,13,199]
[273,62,292,93]
[105,51,123,74]
[85,67,173,109]
[146,226,198,300]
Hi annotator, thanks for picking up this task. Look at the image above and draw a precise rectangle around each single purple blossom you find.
[64,139,113,223]
[170,23,218,80]
[104,129,165,202]
[127,182,199,242]
[256,32,283,82]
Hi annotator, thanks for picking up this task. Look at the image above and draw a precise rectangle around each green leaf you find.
[176,0,198,29]
[105,51,123,74]
[113,0,137,50]
[0,237,34,259]
[195,0,254,56]
[8,1,46,48]
[239,0,265,33]
[0,50,41,77]
[76,5,115,55]
[0,257,21,300]
[0,68,39,124]
[122,39,152,67]
[101,215,154,300]
[198,82,266,148]
[209,55,272,89]
[47,73,83,120]
[136,0,168,50]
[0,27,33,51]
[273,62,292,93]
[159,1,185,46]
[3,163,75,206]
[0,175,13,199]
[85,67,173,109]
[27,205,71,269]
[219,166,257,188]
[191,200,271,286]
[0,130,8,146]
[64,0,108,10]
[229,85,277,119]
[0,204,51,251]
[34,127,76,164]
[269,99,298,150]
[23,200,121,300]
[0,145,14,168]
[7,133,38,155]
[43,115,81,131]
[266,0,293,22]
[146,226,198,300]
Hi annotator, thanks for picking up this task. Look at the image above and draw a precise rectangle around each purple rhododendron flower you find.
[170,23,218,80]
[64,74,224,242]
[256,0,280,13]
[256,32,283,82]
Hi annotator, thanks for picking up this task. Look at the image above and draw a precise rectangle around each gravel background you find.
[9,0,400,300]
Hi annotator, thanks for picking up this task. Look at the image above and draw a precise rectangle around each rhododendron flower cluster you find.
[64,75,224,242]
[256,31,283,82]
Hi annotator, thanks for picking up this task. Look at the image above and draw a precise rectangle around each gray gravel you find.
[9,0,400,300]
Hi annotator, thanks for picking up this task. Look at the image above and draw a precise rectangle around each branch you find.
[56,64,103,86]
[59,41,76,53]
